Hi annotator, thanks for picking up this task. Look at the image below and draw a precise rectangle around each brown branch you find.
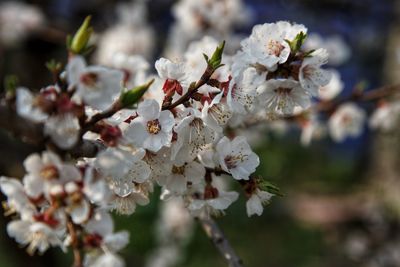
[197,215,244,267]
[67,219,83,267]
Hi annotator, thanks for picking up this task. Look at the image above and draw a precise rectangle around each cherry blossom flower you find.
[7,220,64,255]
[0,177,36,220]
[240,21,306,71]
[201,92,232,133]
[328,103,366,142]
[246,189,273,217]
[228,67,265,114]
[155,58,189,96]
[216,136,259,180]
[299,48,332,97]
[369,101,400,132]
[44,113,80,149]
[157,161,205,195]
[318,69,344,101]
[67,56,124,111]
[188,185,239,216]
[171,108,216,165]
[124,100,175,152]
[16,87,49,123]
[257,79,311,115]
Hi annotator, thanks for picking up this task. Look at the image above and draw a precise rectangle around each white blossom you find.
[16,87,48,123]
[216,136,259,180]
[124,100,175,152]
[44,113,80,149]
[328,103,366,142]
[299,48,332,97]
[67,56,124,111]
[257,79,311,115]
[318,69,344,101]
[246,189,273,217]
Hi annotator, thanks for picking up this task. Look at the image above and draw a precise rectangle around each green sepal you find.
[120,79,155,108]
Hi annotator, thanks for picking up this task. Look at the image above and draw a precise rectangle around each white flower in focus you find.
[44,113,80,149]
[124,100,175,152]
[318,69,344,101]
[240,21,306,71]
[228,67,265,114]
[171,108,216,165]
[202,92,232,133]
[246,189,273,217]
[216,136,259,180]
[257,79,311,115]
[67,56,124,111]
[328,103,366,142]
[7,220,64,255]
[155,57,189,95]
[299,48,332,96]
[16,87,48,123]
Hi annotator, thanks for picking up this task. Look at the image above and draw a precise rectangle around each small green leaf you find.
[46,59,63,73]
[3,75,19,99]
[257,178,283,197]
[120,79,154,108]
[285,31,307,54]
[205,41,226,70]
[70,16,93,54]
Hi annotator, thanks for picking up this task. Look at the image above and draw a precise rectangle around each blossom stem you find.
[197,215,244,267]
[162,66,215,110]
[67,219,83,267]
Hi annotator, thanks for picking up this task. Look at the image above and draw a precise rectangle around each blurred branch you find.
[197,215,244,267]
[0,101,104,158]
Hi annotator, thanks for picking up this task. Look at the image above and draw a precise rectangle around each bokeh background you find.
[1,0,400,266]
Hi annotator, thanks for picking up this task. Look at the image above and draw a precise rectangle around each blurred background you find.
[1,0,400,266]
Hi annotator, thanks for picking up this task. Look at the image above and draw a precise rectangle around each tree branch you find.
[197,215,244,267]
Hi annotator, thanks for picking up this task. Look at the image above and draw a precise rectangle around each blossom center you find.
[80,72,98,87]
[224,154,246,169]
[40,165,59,180]
[147,119,161,134]
[266,40,284,56]
[274,87,292,95]
[172,165,185,175]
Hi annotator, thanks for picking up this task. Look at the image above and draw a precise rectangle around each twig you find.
[197,215,244,267]
[162,67,214,110]
[67,219,83,267]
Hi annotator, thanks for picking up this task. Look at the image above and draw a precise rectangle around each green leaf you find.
[205,41,226,70]
[120,79,154,108]
[45,59,63,73]
[285,31,307,54]
[3,75,19,96]
[69,16,93,54]
[257,178,283,197]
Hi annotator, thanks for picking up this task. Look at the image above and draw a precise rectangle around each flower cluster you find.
[1,15,398,267]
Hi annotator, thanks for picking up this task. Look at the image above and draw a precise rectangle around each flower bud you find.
[120,79,154,108]
[69,16,93,54]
